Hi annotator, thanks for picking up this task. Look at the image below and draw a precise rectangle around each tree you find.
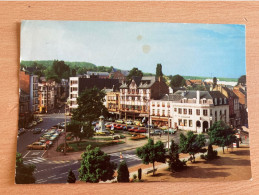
[168,140,186,172]
[67,120,93,141]
[170,74,186,88]
[208,121,236,153]
[67,169,76,183]
[138,168,142,181]
[156,63,163,78]
[136,139,166,175]
[238,75,246,86]
[15,153,36,184]
[117,160,130,182]
[79,145,116,183]
[45,60,70,82]
[72,87,109,134]
[179,131,206,162]
[127,67,143,81]
[213,77,217,88]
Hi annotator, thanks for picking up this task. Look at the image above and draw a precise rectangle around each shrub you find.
[117,161,129,183]
[133,174,137,180]
[200,144,218,161]
[138,168,142,181]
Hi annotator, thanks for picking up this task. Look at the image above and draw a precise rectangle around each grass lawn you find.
[66,140,125,152]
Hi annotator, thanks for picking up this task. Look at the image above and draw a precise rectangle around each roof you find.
[119,76,157,89]
[175,90,227,100]
[208,91,228,99]
[222,86,239,99]
[86,71,110,76]
[159,94,183,101]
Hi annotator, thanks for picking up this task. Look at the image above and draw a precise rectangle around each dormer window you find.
[193,98,196,103]
[214,98,217,105]
[202,99,207,104]
[224,98,227,104]
[219,98,222,105]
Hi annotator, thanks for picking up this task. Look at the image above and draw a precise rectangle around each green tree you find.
[117,160,130,182]
[127,67,143,80]
[179,131,206,162]
[208,121,236,153]
[45,60,70,82]
[156,63,163,78]
[238,75,246,86]
[170,74,186,88]
[213,77,217,88]
[78,145,116,183]
[67,120,93,141]
[138,168,142,181]
[67,169,76,183]
[136,139,166,175]
[168,140,186,172]
[15,153,36,184]
[187,84,207,91]
[72,87,108,134]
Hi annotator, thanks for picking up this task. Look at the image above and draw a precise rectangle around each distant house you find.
[233,85,248,126]
[85,71,110,79]
[111,70,130,83]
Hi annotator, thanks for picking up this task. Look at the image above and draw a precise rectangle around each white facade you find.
[68,77,79,112]
[150,91,229,133]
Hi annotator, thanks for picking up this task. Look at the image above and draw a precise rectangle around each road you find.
[22,149,141,184]
[17,112,70,155]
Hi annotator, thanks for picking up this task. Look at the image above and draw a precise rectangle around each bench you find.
[146,168,157,175]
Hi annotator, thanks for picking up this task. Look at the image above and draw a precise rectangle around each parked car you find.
[126,120,133,125]
[115,125,124,130]
[129,127,138,132]
[37,118,43,123]
[27,142,47,150]
[39,139,53,148]
[18,128,26,136]
[150,129,163,136]
[135,128,147,133]
[33,128,42,134]
[32,121,38,126]
[116,119,124,124]
[164,128,176,134]
[146,124,155,129]
[160,126,168,130]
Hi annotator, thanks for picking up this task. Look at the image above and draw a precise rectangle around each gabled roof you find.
[119,76,157,89]
[159,94,183,101]
[222,86,239,99]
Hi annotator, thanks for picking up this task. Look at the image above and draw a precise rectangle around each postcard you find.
[16,21,250,184]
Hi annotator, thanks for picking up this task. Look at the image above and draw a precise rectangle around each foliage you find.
[156,63,163,78]
[45,60,70,82]
[208,121,236,153]
[138,168,142,180]
[179,131,206,162]
[168,140,186,172]
[136,139,166,175]
[170,74,186,88]
[79,145,116,183]
[15,153,36,184]
[127,67,143,81]
[67,120,93,141]
[187,84,207,91]
[200,144,218,161]
[117,160,130,182]
[133,174,137,180]
[238,75,246,86]
[67,169,76,183]
[72,87,109,132]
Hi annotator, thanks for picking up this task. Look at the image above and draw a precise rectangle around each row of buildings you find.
[68,71,248,134]
[19,70,69,128]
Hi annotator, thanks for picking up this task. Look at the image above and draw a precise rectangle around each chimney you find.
[196,90,200,104]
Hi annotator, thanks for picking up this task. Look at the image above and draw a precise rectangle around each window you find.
[174,108,177,112]
[168,110,170,117]
[167,102,170,108]
[214,98,217,105]
[215,111,217,121]
[183,109,187,114]
[178,108,182,114]
[189,120,193,127]
[193,98,196,103]
[224,98,227,104]
[202,99,207,104]
[196,109,200,115]
[157,109,160,116]
[183,98,187,103]
[184,119,187,126]
[162,110,165,116]
[162,102,165,107]
[210,109,212,116]
[189,109,192,115]
[203,109,208,116]
[219,98,222,104]
[178,119,182,126]
[152,109,155,115]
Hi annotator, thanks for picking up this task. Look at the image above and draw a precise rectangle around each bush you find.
[133,174,137,180]
[138,168,142,181]
[200,144,218,161]
[117,161,129,183]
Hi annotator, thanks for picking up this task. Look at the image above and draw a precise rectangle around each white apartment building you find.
[69,77,79,112]
[150,90,229,133]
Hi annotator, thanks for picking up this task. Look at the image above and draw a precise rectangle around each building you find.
[233,85,248,126]
[85,71,110,79]
[105,90,120,118]
[150,90,229,133]
[18,89,30,128]
[110,70,129,83]
[213,85,240,127]
[68,77,120,112]
[19,70,39,114]
[38,81,56,113]
[119,76,169,120]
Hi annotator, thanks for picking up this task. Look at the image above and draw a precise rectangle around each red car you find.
[115,125,123,130]
[129,127,139,132]
[135,128,147,133]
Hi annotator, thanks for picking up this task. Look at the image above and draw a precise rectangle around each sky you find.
[21,21,246,78]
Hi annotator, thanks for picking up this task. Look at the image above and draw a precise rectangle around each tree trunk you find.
[192,154,195,163]
[222,146,224,154]
[153,161,155,176]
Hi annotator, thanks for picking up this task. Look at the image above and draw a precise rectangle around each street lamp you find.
[165,94,170,150]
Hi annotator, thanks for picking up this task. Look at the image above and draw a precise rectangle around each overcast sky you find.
[21,21,246,78]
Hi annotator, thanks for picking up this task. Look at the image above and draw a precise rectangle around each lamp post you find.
[165,94,170,150]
